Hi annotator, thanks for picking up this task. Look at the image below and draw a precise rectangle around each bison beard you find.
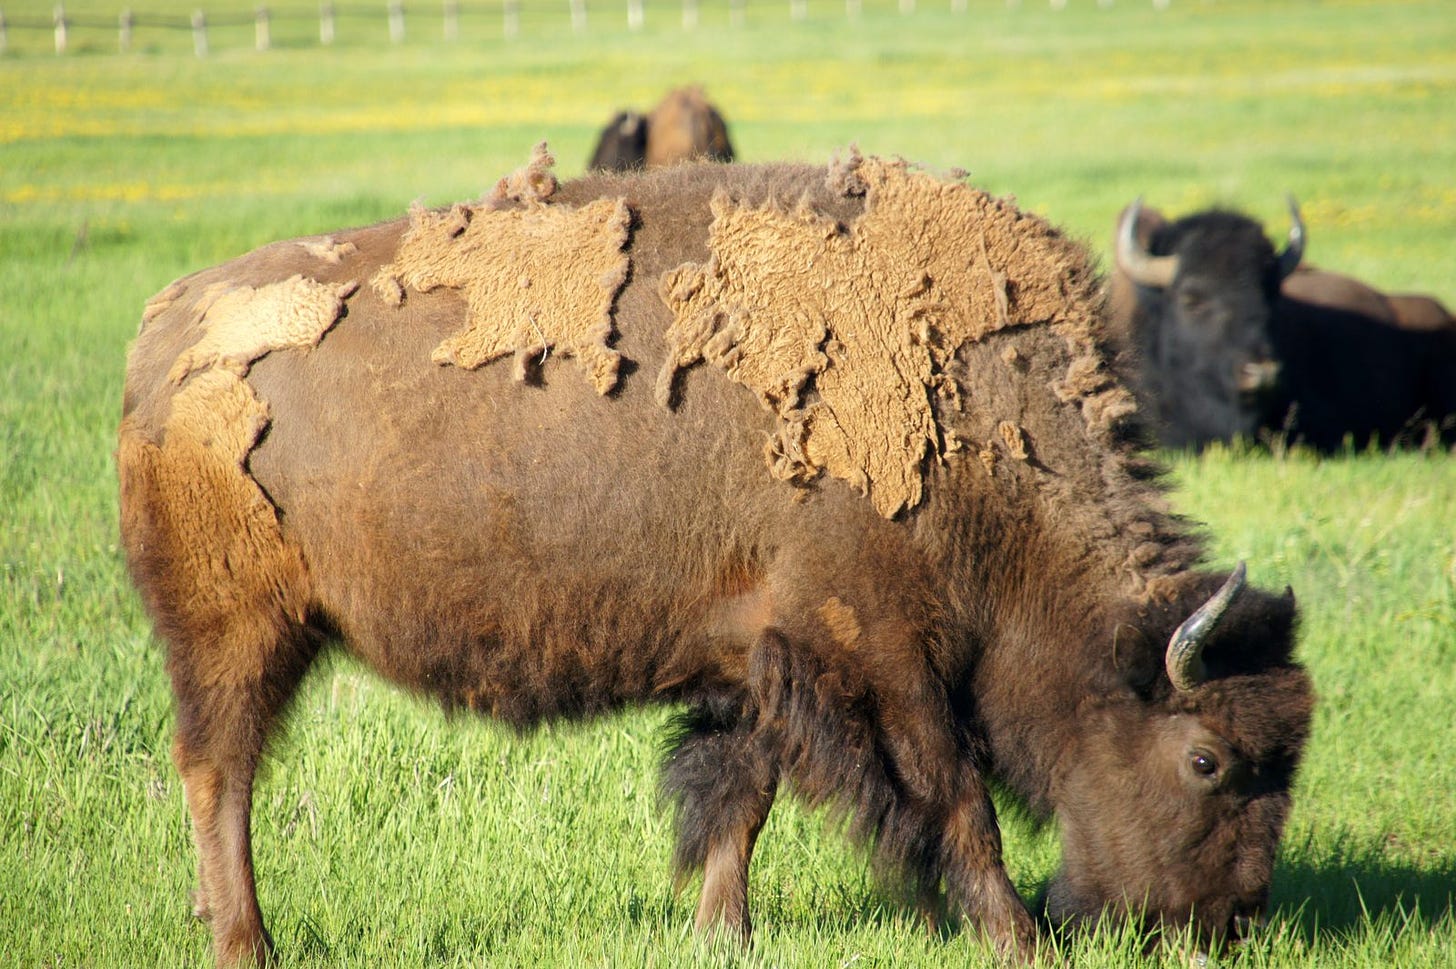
[118,150,1313,967]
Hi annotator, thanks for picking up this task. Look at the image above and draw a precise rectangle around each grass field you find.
[3,0,1454,965]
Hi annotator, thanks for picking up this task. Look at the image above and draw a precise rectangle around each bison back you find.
[119,164,900,724]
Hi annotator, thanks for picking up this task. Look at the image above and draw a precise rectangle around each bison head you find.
[1115,199,1305,447]
[1043,564,1314,950]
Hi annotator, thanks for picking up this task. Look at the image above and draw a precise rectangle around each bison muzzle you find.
[118,147,1313,966]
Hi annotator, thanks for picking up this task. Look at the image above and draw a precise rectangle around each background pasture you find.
[2,0,1453,965]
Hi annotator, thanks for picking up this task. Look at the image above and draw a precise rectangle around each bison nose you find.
[1236,359,1280,393]
[1229,906,1265,943]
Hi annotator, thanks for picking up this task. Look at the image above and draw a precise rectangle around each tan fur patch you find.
[818,596,862,649]
[141,281,186,328]
[298,236,358,264]
[488,141,559,206]
[168,275,357,385]
[658,155,1095,518]
[371,191,632,396]
[998,421,1029,461]
[118,370,308,639]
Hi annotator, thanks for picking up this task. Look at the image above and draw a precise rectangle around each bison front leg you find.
[939,764,1042,963]
[662,702,778,944]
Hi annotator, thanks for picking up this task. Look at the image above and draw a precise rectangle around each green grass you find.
[2,0,1454,965]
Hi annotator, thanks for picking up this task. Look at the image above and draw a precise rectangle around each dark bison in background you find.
[119,147,1313,967]
[1110,198,1456,451]
[586,109,648,171]
[588,86,734,171]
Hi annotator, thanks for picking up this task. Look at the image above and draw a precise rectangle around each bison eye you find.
[1190,751,1219,777]
[1178,290,1209,313]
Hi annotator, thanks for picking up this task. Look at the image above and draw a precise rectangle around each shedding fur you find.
[168,275,357,385]
[141,281,187,329]
[658,154,1122,518]
[297,236,358,265]
[118,370,307,634]
[488,141,560,206]
[371,162,632,395]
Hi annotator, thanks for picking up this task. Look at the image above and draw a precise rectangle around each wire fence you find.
[0,0,1176,56]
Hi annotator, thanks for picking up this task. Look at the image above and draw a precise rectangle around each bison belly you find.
[245,284,820,721]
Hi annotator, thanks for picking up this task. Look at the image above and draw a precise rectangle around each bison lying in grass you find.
[1110,197,1456,451]
[588,86,734,171]
[119,147,1313,967]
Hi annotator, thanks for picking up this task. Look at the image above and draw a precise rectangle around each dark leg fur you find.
[662,698,777,942]
[937,764,1042,962]
[665,629,1038,960]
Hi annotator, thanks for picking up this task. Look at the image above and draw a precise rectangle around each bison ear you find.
[1102,617,1164,699]
[1206,583,1302,674]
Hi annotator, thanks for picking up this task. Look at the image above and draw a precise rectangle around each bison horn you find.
[1165,561,1247,692]
[1115,197,1179,289]
[1276,194,1305,281]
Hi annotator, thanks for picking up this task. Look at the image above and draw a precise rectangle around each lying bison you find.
[119,147,1313,967]
[586,109,648,171]
[1111,198,1456,450]
[588,86,734,171]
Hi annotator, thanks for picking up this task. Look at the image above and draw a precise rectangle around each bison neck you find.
[916,458,1194,819]
[969,561,1125,817]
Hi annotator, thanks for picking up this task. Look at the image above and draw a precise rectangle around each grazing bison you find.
[588,86,734,171]
[587,110,648,171]
[1111,198,1456,450]
[119,147,1313,967]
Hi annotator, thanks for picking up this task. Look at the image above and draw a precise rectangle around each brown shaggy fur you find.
[644,86,735,168]
[370,146,631,394]
[119,149,1312,968]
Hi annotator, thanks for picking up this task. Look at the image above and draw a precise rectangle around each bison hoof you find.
[215,926,274,968]
[189,887,212,922]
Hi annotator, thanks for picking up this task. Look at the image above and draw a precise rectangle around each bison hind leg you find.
[167,611,322,967]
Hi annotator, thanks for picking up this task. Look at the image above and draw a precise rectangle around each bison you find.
[1110,198,1456,450]
[586,110,649,172]
[588,86,734,171]
[119,147,1313,968]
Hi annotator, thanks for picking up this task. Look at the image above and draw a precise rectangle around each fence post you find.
[503,0,518,39]
[846,0,861,21]
[0,11,8,56]
[443,0,457,40]
[569,0,586,32]
[791,0,806,21]
[627,0,643,31]
[898,0,914,14]
[682,0,697,30]
[191,9,207,56]
[388,0,404,43]
[53,3,67,54]
[255,6,270,50]
[320,1,334,43]
[119,8,134,51]
[729,0,744,28]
